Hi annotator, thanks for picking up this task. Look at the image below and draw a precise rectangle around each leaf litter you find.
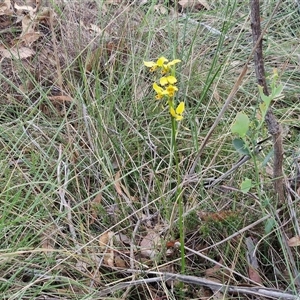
[1,0,300,299]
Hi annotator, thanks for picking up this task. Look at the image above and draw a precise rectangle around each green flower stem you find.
[170,113,185,274]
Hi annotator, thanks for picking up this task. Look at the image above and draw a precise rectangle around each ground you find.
[1,0,300,299]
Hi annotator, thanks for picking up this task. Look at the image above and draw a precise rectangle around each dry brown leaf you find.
[115,233,131,245]
[85,47,104,73]
[114,171,123,196]
[153,4,168,15]
[25,0,41,10]
[114,170,137,203]
[265,165,273,176]
[105,0,122,5]
[14,3,35,14]
[245,237,262,284]
[114,255,126,268]
[0,46,35,59]
[179,0,210,10]
[140,229,161,260]
[41,225,57,257]
[248,266,262,284]
[99,231,115,267]
[105,249,114,267]
[204,277,224,299]
[205,259,232,282]
[0,0,13,15]
[212,85,221,102]
[89,24,102,34]
[205,260,223,277]
[288,236,300,247]
[89,191,102,225]
[48,95,73,102]
[21,14,37,35]
[99,231,114,250]
[35,7,55,26]
[15,0,42,13]
[19,32,41,46]
[75,260,88,272]
[197,210,236,222]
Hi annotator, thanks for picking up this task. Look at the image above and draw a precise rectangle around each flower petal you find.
[144,61,156,67]
[170,106,183,121]
[175,115,183,121]
[160,77,169,86]
[166,76,177,84]
[153,82,164,94]
[157,57,168,66]
[165,85,178,96]
[170,107,176,117]
[167,59,181,66]
[176,102,185,114]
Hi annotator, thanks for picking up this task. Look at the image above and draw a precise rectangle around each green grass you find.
[1,0,300,299]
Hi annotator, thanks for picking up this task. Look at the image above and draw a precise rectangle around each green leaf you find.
[231,112,249,138]
[271,84,283,99]
[232,138,250,155]
[259,102,267,119]
[240,178,252,194]
[258,85,272,106]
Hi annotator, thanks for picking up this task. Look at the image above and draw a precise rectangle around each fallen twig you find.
[98,269,299,299]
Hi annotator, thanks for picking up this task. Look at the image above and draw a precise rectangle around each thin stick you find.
[98,269,298,299]
[250,0,285,204]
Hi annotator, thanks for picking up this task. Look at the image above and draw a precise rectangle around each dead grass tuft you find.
[1,0,300,299]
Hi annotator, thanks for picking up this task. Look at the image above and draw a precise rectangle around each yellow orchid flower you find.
[161,59,181,74]
[160,76,177,86]
[170,102,185,121]
[165,85,178,97]
[144,57,169,72]
[153,82,168,99]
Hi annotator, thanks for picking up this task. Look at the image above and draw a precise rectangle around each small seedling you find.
[231,69,283,193]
